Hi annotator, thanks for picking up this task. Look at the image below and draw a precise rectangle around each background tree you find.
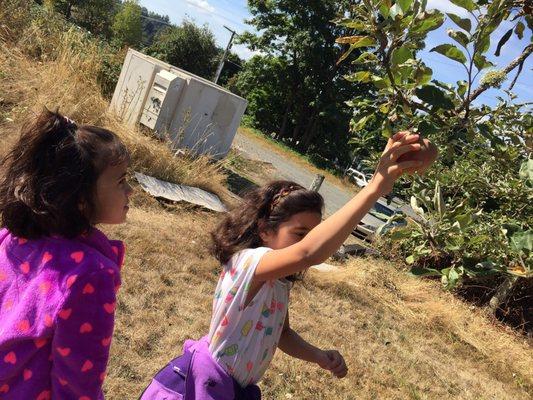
[237,0,371,167]
[140,7,170,47]
[146,19,219,79]
[45,0,119,37]
[230,55,289,135]
[112,0,142,47]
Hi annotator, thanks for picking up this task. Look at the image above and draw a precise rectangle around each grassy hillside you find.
[0,2,532,399]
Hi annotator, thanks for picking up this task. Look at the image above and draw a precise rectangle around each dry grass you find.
[1,3,532,399]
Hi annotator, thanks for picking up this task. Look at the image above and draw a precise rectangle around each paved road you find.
[232,132,353,217]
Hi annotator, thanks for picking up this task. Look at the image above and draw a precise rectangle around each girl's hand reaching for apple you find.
[369,131,424,195]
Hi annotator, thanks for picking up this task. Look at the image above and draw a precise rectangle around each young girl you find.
[0,109,132,399]
[141,132,426,399]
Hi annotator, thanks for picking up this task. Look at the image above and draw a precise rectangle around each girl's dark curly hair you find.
[0,108,129,239]
[211,180,324,266]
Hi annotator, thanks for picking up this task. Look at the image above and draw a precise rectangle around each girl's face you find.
[93,161,132,225]
[261,211,322,250]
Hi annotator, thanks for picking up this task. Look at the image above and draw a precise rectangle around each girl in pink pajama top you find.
[0,108,132,399]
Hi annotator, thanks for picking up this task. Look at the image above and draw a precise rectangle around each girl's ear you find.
[78,198,94,223]
[257,220,272,244]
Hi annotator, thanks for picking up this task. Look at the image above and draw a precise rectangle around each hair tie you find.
[270,185,300,211]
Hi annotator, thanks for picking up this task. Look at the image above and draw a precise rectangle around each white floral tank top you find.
[208,247,290,387]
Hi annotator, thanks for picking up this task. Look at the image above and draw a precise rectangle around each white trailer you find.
[110,49,247,158]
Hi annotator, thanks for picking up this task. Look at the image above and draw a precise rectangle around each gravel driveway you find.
[232,132,353,217]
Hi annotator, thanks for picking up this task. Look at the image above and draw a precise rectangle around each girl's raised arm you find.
[254,132,423,282]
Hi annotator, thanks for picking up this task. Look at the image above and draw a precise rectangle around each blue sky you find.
[139,0,532,107]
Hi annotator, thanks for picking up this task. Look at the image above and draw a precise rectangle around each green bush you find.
[337,0,532,297]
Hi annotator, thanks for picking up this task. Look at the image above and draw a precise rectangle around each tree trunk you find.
[278,99,292,139]
[300,114,319,152]
[291,104,308,144]
[488,275,519,314]
[291,118,303,144]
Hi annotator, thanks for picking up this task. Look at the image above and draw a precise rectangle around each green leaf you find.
[410,196,425,216]
[414,65,433,85]
[336,35,373,45]
[415,85,454,110]
[449,0,477,12]
[391,46,412,65]
[398,63,414,81]
[372,76,390,89]
[447,29,469,48]
[495,28,513,57]
[352,115,371,131]
[352,51,378,64]
[381,119,392,138]
[510,230,533,253]
[389,228,412,240]
[433,181,445,216]
[401,99,413,115]
[398,0,413,13]
[417,120,438,135]
[406,255,415,264]
[411,11,445,35]
[389,3,404,19]
[379,0,392,18]
[526,15,533,31]
[446,237,464,251]
[519,159,533,186]
[475,34,490,54]
[345,71,373,83]
[379,103,390,114]
[473,54,494,70]
[448,267,460,283]
[410,267,441,277]
[457,80,467,97]
[515,21,524,39]
[336,36,376,64]
[441,267,461,290]
[430,44,467,64]
[334,18,367,30]
[446,13,471,32]
[455,212,472,229]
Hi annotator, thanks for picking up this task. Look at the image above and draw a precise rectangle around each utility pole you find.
[213,25,237,84]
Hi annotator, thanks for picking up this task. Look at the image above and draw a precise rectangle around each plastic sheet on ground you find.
[135,172,227,212]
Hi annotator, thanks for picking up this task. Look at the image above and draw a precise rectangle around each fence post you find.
[309,174,325,192]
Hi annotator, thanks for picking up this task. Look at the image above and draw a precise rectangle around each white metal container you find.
[110,49,247,158]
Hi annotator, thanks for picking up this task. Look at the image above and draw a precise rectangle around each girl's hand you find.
[316,349,348,378]
[369,131,423,196]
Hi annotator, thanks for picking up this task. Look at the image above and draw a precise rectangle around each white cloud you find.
[426,0,470,17]
[185,0,215,13]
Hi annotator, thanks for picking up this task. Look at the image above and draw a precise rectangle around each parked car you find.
[353,199,407,241]
[346,168,372,188]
